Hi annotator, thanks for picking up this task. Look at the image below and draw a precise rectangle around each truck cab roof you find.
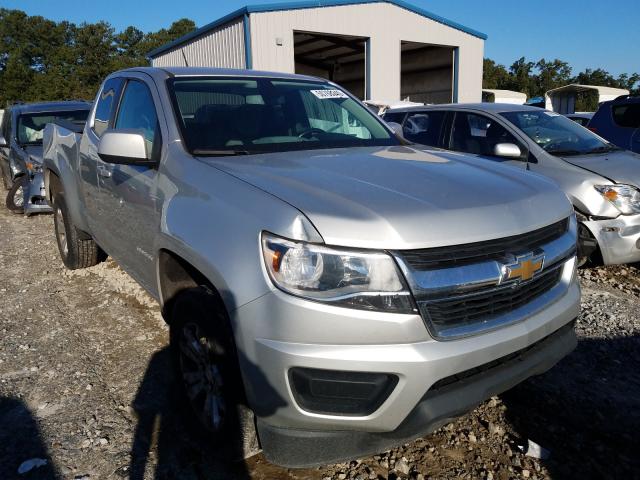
[114,66,323,83]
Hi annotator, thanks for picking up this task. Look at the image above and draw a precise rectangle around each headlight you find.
[26,158,43,173]
[594,184,640,215]
[261,232,415,313]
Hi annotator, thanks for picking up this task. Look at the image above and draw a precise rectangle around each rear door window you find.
[612,104,640,129]
[93,78,124,137]
[402,111,446,147]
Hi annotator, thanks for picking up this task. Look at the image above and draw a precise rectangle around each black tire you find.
[577,222,600,267]
[170,287,259,459]
[6,176,26,214]
[53,192,100,269]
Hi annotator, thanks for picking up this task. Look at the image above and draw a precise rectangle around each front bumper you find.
[234,259,580,466]
[584,214,640,265]
[259,320,577,467]
[22,172,52,215]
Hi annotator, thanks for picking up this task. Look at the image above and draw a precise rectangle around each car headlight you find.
[594,184,640,215]
[26,158,43,173]
[261,232,415,313]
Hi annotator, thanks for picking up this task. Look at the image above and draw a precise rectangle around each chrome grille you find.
[396,217,576,339]
[419,266,563,334]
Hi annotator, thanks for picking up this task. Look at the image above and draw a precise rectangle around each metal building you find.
[148,0,487,103]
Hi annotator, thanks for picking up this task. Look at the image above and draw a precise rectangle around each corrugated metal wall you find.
[152,17,246,68]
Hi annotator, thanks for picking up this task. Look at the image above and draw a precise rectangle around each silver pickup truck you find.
[43,67,580,467]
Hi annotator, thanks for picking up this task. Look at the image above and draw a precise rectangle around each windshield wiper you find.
[192,149,253,157]
[546,149,583,156]
[585,145,621,154]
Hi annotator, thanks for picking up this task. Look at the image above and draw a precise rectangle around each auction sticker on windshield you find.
[311,89,349,99]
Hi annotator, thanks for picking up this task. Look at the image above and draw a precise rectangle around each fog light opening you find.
[289,367,398,416]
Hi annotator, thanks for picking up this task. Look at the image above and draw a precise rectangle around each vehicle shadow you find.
[501,334,640,479]
[0,397,59,479]
[127,345,286,479]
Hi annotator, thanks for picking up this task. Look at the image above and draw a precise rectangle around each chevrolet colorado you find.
[43,67,580,467]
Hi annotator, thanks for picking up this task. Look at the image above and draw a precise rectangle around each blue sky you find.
[5,0,639,76]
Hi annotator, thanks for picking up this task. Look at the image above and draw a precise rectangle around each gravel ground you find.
[1,190,639,480]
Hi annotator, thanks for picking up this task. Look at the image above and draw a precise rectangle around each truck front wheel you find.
[170,287,259,460]
[53,192,100,269]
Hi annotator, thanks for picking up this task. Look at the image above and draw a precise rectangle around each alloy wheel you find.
[55,205,68,256]
[178,322,226,432]
[13,185,24,207]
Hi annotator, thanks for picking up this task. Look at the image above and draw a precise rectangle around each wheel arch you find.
[157,249,228,323]
[44,165,91,234]
[573,205,603,266]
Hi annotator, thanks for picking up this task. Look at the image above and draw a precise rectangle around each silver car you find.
[44,68,580,467]
[384,103,640,265]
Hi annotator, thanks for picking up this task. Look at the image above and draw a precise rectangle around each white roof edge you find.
[545,84,629,97]
[482,89,527,99]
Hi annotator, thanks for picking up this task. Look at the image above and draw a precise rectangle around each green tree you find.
[506,57,535,97]
[0,9,196,106]
[136,19,196,57]
[534,59,572,96]
[482,58,511,89]
[483,56,640,106]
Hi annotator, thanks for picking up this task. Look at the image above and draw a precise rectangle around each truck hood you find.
[205,146,572,249]
[560,149,640,187]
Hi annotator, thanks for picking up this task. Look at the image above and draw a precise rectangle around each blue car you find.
[588,96,640,153]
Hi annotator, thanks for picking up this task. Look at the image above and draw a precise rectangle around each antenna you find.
[181,48,189,67]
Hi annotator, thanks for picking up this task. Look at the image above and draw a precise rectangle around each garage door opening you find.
[401,41,454,104]
[294,31,368,99]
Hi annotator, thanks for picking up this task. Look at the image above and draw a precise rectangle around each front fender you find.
[153,152,322,316]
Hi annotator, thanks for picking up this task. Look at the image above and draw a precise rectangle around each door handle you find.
[97,165,112,178]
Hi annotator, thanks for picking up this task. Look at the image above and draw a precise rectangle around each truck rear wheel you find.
[53,192,100,269]
[6,176,26,214]
[170,287,259,460]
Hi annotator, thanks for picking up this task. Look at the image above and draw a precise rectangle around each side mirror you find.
[385,121,406,140]
[493,143,522,159]
[98,130,155,165]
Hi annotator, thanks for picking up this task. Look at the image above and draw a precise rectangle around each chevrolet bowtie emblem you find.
[503,253,545,283]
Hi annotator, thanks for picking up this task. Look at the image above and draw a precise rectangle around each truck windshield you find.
[17,110,89,145]
[500,110,616,156]
[168,76,399,155]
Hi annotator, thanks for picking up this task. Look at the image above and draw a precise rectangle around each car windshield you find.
[168,77,398,155]
[17,110,89,145]
[500,110,616,156]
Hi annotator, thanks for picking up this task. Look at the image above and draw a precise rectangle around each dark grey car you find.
[0,101,90,215]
